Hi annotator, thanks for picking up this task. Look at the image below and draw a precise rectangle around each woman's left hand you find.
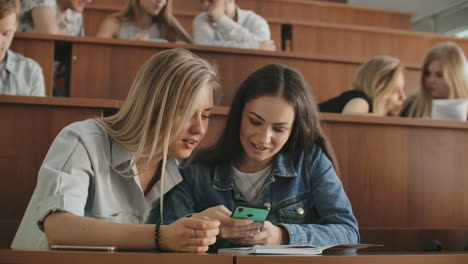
[230,221,289,246]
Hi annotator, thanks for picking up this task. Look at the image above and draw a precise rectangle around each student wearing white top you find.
[18,0,91,36]
[0,0,45,96]
[193,0,275,51]
[97,0,191,43]
[11,49,256,252]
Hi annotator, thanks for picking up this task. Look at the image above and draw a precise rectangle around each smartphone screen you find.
[231,203,269,222]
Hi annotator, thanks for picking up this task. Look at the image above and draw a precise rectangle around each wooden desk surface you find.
[1,249,468,264]
[0,249,232,264]
[236,252,468,264]
[60,36,422,104]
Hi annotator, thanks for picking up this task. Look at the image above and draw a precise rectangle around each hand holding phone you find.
[231,203,269,222]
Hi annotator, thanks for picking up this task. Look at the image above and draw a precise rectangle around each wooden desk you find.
[236,253,468,264]
[86,0,412,30]
[1,249,468,264]
[10,33,65,96]
[0,96,121,249]
[288,20,468,66]
[0,249,232,264]
[64,36,421,104]
[82,6,467,69]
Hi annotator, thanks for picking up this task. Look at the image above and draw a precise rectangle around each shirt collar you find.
[212,151,297,190]
[110,138,133,169]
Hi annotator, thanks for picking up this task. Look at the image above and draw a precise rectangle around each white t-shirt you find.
[233,164,272,203]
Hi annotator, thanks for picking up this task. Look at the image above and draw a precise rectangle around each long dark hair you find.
[200,64,338,171]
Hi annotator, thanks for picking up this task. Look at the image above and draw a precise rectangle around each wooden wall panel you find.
[171,0,412,29]
[0,96,119,248]
[88,0,412,30]
[290,22,468,67]
[67,38,421,105]
[0,249,233,264]
[360,229,468,252]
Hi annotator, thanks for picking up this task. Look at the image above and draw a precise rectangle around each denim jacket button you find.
[297,207,304,215]
[264,202,271,210]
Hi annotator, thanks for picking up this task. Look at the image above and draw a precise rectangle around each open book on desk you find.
[218,243,381,255]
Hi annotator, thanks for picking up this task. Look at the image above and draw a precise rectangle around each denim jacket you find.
[158,145,359,248]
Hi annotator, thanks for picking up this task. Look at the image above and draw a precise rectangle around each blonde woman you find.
[401,42,468,118]
[319,56,406,116]
[97,0,191,42]
[11,49,251,252]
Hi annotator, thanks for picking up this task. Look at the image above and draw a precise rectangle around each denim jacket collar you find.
[212,151,297,191]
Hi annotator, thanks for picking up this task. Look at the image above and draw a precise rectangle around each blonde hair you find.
[406,42,468,118]
[114,0,192,43]
[96,49,219,218]
[352,56,403,115]
[0,0,19,19]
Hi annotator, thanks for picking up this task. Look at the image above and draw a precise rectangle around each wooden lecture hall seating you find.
[1,97,468,252]
[3,0,468,261]
[1,249,468,264]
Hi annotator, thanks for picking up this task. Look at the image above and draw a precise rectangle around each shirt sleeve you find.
[33,124,93,230]
[278,148,360,246]
[28,60,46,96]
[193,12,271,49]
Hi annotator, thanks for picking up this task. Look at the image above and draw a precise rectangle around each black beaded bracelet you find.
[154,224,161,251]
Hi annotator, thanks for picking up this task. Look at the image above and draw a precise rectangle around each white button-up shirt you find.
[0,50,45,96]
[193,7,271,49]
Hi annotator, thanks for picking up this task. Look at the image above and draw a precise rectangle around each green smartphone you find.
[231,203,270,222]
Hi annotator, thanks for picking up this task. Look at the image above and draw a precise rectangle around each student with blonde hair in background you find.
[97,0,191,43]
[11,49,252,252]
[401,42,468,118]
[319,56,406,116]
[193,0,275,51]
[18,0,92,35]
[0,0,45,96]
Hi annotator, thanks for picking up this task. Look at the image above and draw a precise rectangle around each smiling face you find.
[139,0,167,16]
[168,82,214,159]
[424,60,450,99]
[0,12,16,63]
[238,96,295,172]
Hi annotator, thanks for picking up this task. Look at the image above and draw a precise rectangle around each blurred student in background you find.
[0,0,45,96]
[401,42,468,118]
[193,0,275,51]
[18,0,91,36]
[319,56,406,116]
[97,0,191,43]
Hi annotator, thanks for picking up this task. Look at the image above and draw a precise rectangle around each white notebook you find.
[218,243,381,255]
[432,99,468,121]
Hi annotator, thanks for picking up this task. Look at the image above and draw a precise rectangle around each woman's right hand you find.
[192,205,262,239]
[159,217,220,252]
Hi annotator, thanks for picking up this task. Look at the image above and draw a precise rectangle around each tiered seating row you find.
[11,33,422,104]
[2,97,467,250]
[87,0,412,30]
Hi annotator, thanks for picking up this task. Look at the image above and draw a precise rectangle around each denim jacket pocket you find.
[277,198,313,224]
